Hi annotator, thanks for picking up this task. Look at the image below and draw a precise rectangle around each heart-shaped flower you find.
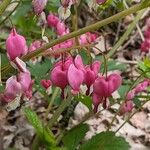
[92,73,122,112]
[84,61,100,94]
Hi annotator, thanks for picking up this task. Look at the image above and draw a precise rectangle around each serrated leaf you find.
[79,131,129,150]
[24,108,56,146]
[74,95,92,110]
[62,124,89,150]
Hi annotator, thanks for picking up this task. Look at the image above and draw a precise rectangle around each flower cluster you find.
[1,58,34,110]
[50,54,122,112]
[47,14,98,53]
[120,79,150,114]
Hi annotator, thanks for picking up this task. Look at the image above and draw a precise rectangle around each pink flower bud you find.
[120,101,134,115]
[79,32,98,45]
[47,14,59,27]
[29,40,42,52]
[135,80,149,93]
[126,90,135,100]
[141,39,150,53]
[3,76,22,103]
[32,0,47,15]
[41,79,51,89]
[92,93,103,113]
[56,21,66,36]
[6,28,28,60]
[144,28,150,39]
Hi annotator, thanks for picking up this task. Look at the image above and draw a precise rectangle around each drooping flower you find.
[32,0,47,15]
[126,79,150,101]
[93,73,122,112]
[47,14,59,27]
[51,57,73,91]
[79,32,98,45]
[56,21,67,36]
[120,100,134,115]
[2,76,22,103]
[84,61,101,95]
[29,40,42,52]
[67,55,85,94]
[41,79,52,89]
[6,28,28,60]
[1,58,33,104]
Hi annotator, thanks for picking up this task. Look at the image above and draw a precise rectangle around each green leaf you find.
[118,85,130,98]
[0,84,4,93]
[28,58,52,79]
[24,108,56,146]
[79,131,129,150]
[62,124,89,150]
[144,57,150,68]
[100,59,126,72]
[74,95,93,111]
[133,97,142,108]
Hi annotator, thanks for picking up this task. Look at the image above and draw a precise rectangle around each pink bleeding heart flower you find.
[29,40,42,52]
[84,61,101,95]
[1,58,33,104]
[6,28,28,61]
[92,93,103,113]
[67,55,85,94]
[93,73,122,112]
[135,80,150,93]
[93,73,122,97]
[41,79,52,89]
[47,14,59,27]
[17,72,34,99]
[120,100,134,115]
[144,28,150,39]
[56,21,67,36]
[126,90,135,101]
[51,57,73,90]
[32,0,47,15]
[141,39,150,53]
[79,32,98,45]
[2,76,22,103]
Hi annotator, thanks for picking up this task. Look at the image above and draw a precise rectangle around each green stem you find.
[107,9,145,58]
[31,135,41,150]
[48,93,73,128]
[0,0,11,16]
[44,87,60,122]
[2,1,150,77]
